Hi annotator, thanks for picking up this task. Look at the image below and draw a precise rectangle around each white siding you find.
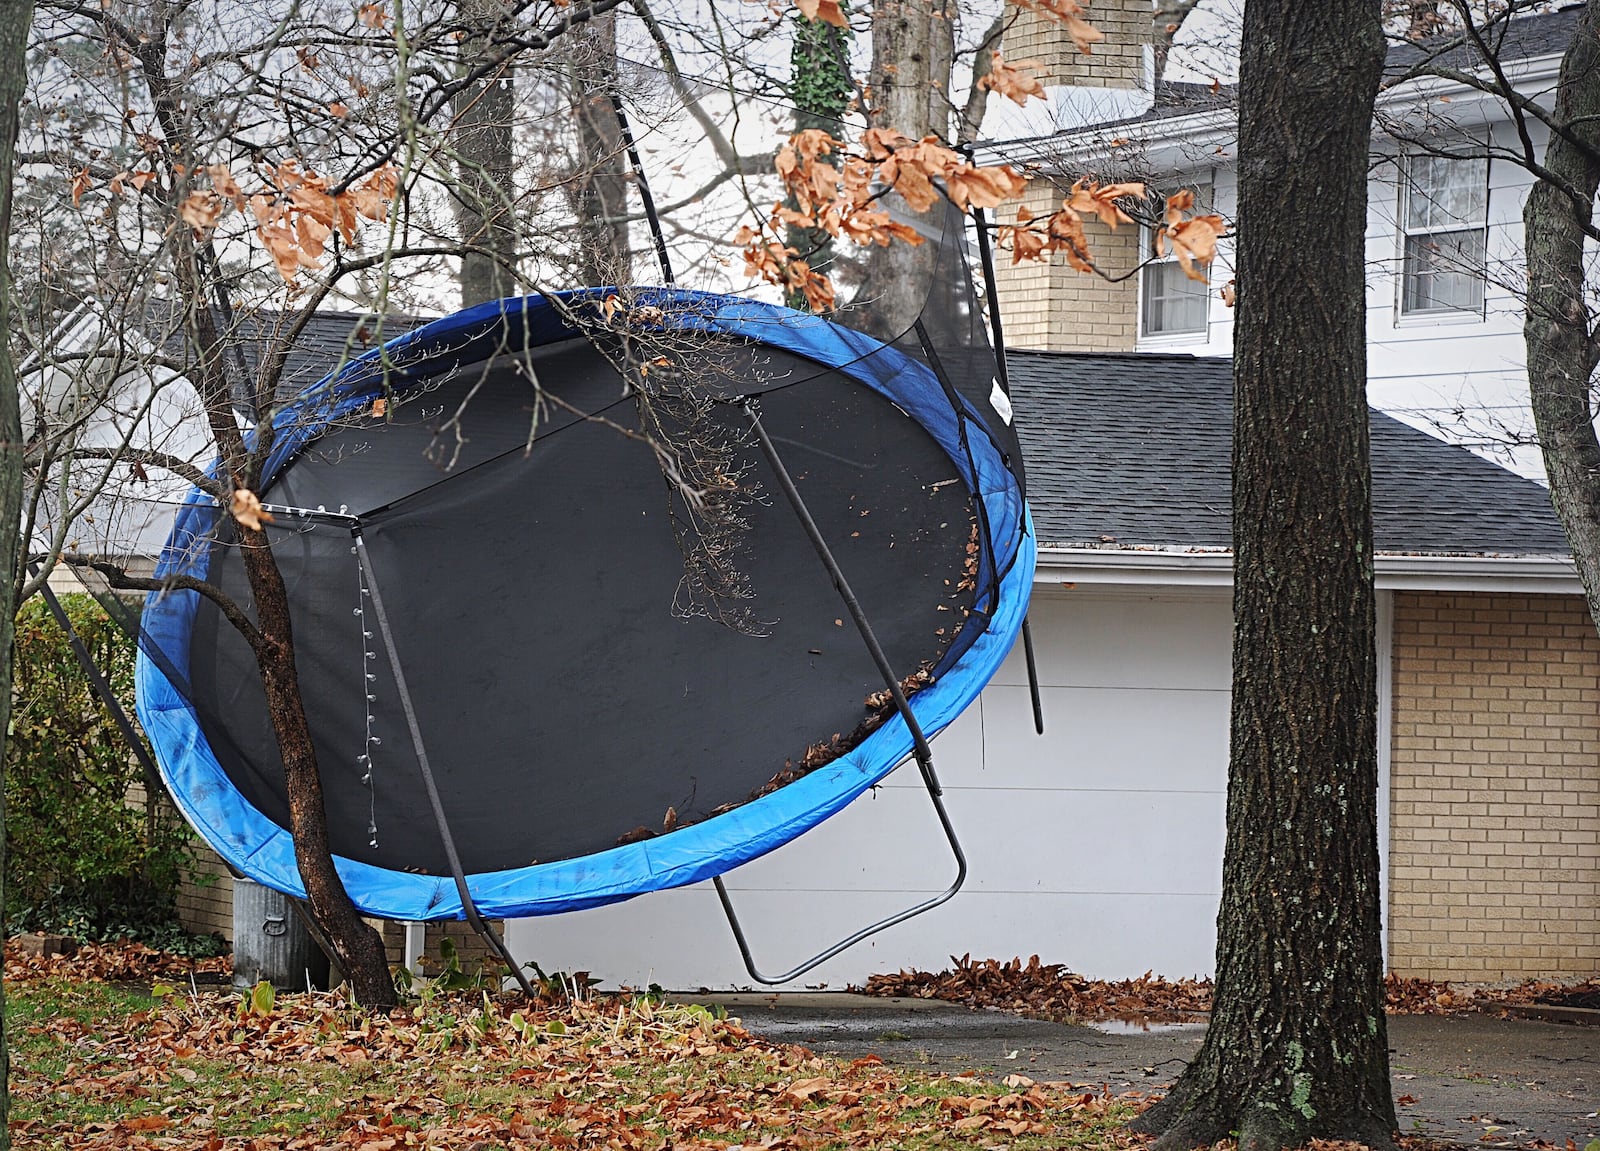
[509,587,1237,990]
[1130,114,1556,478]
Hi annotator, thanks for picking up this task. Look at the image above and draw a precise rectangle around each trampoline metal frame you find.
[249,502,542,997]
[708,400,971,985]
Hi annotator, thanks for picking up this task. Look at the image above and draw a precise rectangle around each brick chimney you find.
[991,0,1158,353]
[1003,0,1155,92]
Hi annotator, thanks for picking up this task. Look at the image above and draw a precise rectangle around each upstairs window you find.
[1140,182,1213,339]
[1400,154,1487,316]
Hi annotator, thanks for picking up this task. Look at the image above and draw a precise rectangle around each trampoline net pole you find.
[30,562,169,801]
[608,90,674,287]
[352,528,538,999]
[971,203,1045,736]
[739,398,942,792]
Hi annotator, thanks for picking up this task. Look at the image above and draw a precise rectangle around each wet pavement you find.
[677,993,1599,1148]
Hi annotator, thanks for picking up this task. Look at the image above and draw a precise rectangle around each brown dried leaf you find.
[979,52,1046,106]
[795,0,849,27]
[230,489,275,532]
[179,190,223,230]
[1011,0,1103,53]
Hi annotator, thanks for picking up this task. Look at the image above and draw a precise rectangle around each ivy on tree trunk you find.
[785,8,852,311]
[1130,3,1396,1149]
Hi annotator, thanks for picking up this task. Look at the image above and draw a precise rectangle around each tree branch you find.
[56,553,263,651]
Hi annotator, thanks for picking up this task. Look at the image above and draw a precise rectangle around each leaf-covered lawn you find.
[7,960,1152,1150]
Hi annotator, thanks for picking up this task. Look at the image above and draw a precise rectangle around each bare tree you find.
[18,0,646,1007]
[0,1,39,1136]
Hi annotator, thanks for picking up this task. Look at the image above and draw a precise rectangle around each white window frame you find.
[1397,152,1488,320]
[1138,180,1214,343]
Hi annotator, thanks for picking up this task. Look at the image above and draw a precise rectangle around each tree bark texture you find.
[567,12,631,287]
[1130,3,1395,1149]
[454,0,519,306]
[0,3,40,1141]
[234,527,397,1008]
[850,0,953,337]
[1524,0,1600,639]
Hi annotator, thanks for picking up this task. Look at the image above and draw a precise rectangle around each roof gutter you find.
[1035,546,1582,593]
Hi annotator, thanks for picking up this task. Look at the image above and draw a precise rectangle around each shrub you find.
[5,592,204,945]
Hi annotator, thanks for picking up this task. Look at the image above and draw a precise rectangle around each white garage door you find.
[509,586,1234,989]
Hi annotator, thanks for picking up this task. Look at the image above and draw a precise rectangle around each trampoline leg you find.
[353,529,540,1000]
[31,564,169,799]
[403,921,426,978]
[713,764,968,986]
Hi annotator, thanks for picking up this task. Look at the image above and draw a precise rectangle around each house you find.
[141,2,1600,982]
[984,3,1582,475]
[501,7,1600,988]
[501,350,1594,990]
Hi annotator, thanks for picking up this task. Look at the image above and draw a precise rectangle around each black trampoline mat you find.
[186,336,978,874]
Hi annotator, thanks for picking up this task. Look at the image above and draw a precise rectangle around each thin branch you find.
[57,553,263,650]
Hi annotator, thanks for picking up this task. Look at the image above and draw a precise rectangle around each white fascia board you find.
[981,107,1235,174]
[1035,547,1233,586]
[989,48,1563,177]
[1035,546,1582,593]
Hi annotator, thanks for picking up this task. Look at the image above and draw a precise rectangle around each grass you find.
[7,973,1151,1150]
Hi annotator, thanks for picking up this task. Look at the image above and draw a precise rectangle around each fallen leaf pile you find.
[862,956,1600,1022]
[1477,977,1600,1012]
[9,961,1152,1150]
[5,938,231,984]
[1382,975,1464,1015]
[859,954,1210,1023]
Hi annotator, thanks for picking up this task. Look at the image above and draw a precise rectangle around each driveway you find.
[679,993,1599,1148]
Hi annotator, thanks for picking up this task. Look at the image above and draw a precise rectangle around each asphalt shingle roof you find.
[1005,349,1570,557]
[147,304,429,405]
[1385,4,1586,79]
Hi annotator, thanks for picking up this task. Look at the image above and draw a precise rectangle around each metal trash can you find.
[232,877,331,992]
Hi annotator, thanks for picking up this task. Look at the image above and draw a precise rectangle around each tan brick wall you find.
[177,844,235,941]
[1002,0,1149,90]
[1389,591,1600,983]
[993,180,1140,352]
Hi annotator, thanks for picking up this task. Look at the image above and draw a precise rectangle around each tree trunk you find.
[177,248,393,1006]
[850,0,953,336]
[1130,4,1395,1150]
[1524,0,1600,639]
[186,298,395,1009]
[454,0,518,307]
[235,528,397,1009]
[0,4,39,1142]
[567,12,631,287]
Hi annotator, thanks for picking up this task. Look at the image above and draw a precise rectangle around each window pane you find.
[1406,155,1485,231]
[1402,229,1486,313]
[1142,259,1209,335]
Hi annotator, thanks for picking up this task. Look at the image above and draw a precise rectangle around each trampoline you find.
[133,285,1034,980]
